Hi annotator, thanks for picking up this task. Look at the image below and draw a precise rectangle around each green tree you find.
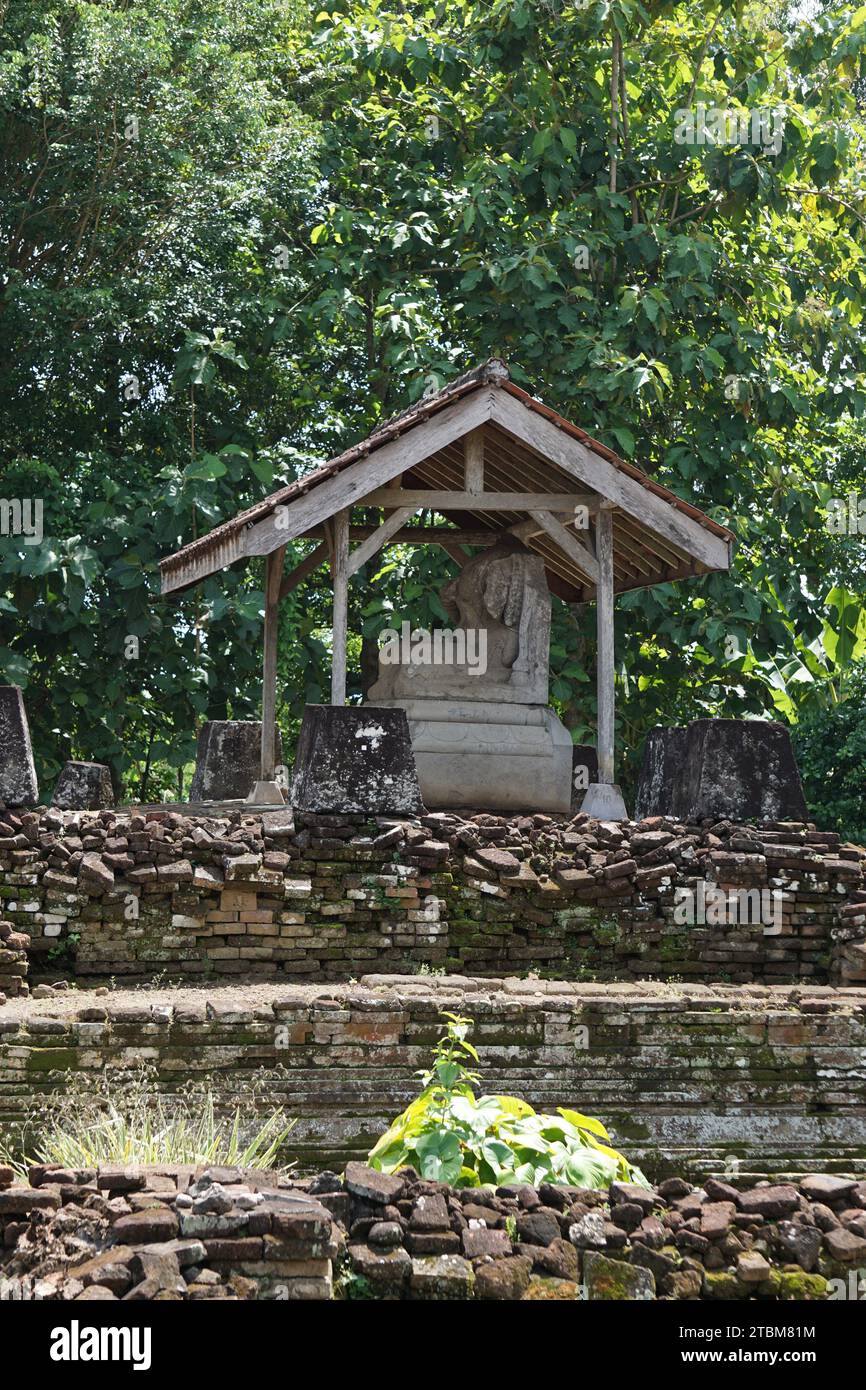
[290,0,866,784]
[0,0,322,795]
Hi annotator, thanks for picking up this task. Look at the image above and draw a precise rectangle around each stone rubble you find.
[4,1160,865,1300]
[327,1161,866,1300]
[0,1163,333,1301]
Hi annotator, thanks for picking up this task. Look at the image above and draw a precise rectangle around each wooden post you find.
[596,507,615,785]
[330,509,350,705]
[261,546,286,781]
[464,427,485,493]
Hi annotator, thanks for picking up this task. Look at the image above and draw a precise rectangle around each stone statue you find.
[366,537,573,812]
[368,537,551,704]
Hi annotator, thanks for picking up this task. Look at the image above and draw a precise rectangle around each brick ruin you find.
[2,976,865,1175]
[1,804,864,989]
[2,800,866,1300]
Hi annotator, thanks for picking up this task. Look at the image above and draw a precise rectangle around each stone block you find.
[348,1243,410,1295]
[52,762,114,810]
[189,721,283,803]
[292,706,423,815]
[634,725,689,819]
[636,719,808,822]
[0,686,38,806]
[583,1250,655,1300]
[409,1253,474,1299]
[343,1162,404,1205]
[474,1255,533,1300]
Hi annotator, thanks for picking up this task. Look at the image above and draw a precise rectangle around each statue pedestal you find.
[370,698,573,813]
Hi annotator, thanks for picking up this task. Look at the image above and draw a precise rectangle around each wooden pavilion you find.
[159,360,733,808]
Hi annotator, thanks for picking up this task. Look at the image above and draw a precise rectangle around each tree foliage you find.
[792,661,866,844]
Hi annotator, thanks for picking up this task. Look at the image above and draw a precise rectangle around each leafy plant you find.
[335,1269,375,1301]
[368,1012,646,1190]
[45,931,80,965]
[792,662,866,844]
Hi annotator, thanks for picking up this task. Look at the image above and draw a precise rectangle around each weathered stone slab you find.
[189,721,283,802]
[292,706,423,815]
[634,725,689,819]
[52,761,114,810]
[636,719,808,822]
[343,1162,404,1205]
[409,1253,474,1299]
[0,686,38,806]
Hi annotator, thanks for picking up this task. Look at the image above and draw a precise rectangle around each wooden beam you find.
[464,427,485,493]
[490,391,731,572]
[526,510,600,585]
[595,509,615,785]
[278,542,329,599]
[360,489,582,511]
[510,505,599,547]
[261,546,286,780]
[329,510,349,706]
[243,389,494,559]
[304,522,508,544]
[439,539,472,569]
[301,525,500,546]
[347,506,417,576]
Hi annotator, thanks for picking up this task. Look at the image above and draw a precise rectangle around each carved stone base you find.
[372,698,573,813]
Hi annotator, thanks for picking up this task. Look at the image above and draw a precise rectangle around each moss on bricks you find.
[703,1272,742,1300]
[25,1048,81,1072]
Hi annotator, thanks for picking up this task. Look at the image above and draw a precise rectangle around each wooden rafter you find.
[241,390,493,562]
[346,505,417,576]
[527,509,600,587]
[490,390,730,572]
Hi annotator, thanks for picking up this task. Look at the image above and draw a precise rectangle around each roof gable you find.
[159,361,732,598]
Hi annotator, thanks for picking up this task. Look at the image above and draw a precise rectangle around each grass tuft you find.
[0,1065,296,1178]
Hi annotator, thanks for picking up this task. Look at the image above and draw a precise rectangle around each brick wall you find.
[1,806,864,989]
[2,977,865,1177]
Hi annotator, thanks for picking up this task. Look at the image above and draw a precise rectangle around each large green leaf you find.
[414,1131,462,1184]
